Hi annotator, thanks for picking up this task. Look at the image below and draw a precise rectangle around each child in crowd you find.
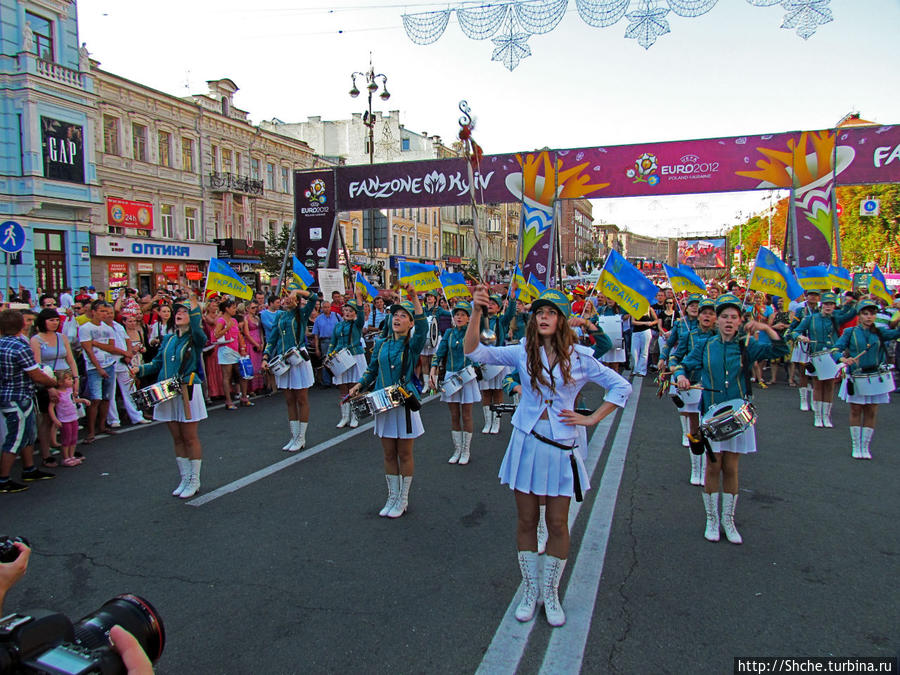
[49,370,89,467]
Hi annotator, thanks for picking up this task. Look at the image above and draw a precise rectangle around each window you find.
[266,163,275,190]
[268,219,277,240]
[255,218,262,242]
[416,238,421,257]
[401,236,406,255]
[222,148,232,173]
[103,116,119,155]
[393,234,398,253]
[132,123,147,162]
[158,131,171,167]
[211,145,219,171]
[282,167,290,193]
[434,238,439,257]
[184,207,197,240]
[160,204,174,238]
[352,228,359,249]
[251,158,260,179]
[26,12,54,61]
[424,209,428,225]
[181,137,194,172]
[108,226,124,235]
[401,138,410,152]
[424,240,428,257]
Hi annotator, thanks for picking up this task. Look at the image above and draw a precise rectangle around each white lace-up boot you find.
[348,406,359,428]
[822,402,834,428]
[482,407,493,434]
[702,492,720,542]
[179,460,201,499]
[448,430,462,464]
[812,400,824,427]
[860,427,874,459]
[287,422,307,452]
[850,426,862,459]
[490,410,501,434]
[680,416,690,447]
[379,475,400,516]
[720,493,743,544]
[458,431,472,465]
[386,476,412,518]
[689,453,703,485]
[799,386,810,411]
[515,551,543,622]
[172,457,191,497]
[542,555,567,627]
[336,403,350,428]
[283,420,300,450]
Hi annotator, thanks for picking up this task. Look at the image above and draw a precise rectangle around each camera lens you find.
[73,594,166,663]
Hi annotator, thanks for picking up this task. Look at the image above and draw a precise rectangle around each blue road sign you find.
[0,221,25,254]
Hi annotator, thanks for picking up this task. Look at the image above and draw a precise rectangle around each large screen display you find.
[678,238,726,268]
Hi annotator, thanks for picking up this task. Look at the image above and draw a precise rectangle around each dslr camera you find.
[0,537,165,674]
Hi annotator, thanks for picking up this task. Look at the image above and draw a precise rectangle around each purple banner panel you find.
[837,125,900,185]
[293,169,338,271]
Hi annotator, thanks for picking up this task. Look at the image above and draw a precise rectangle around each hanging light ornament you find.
[401,0,834,70]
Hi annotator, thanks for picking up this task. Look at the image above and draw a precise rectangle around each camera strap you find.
[399,337,413,434]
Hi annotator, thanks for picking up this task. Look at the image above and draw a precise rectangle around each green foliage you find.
[261,224,293,279]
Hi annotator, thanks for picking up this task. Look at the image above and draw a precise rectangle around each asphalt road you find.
[2,376,898,674]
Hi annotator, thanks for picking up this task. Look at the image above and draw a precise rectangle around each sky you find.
[77,0,899,238]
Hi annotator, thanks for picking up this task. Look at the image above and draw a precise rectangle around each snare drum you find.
[324,349,356,377]
[850,366,895,396]
[810,350,840,380]
[424,316,441,350]
[349,385,405,420]
[700,398,757,442]
[268,355,290,376]
[441,366,478,396]
[131,377,182,411]
[284,347,305,366]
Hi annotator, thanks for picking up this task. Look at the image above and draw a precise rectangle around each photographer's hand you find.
[0,542,31,614]
[109,625,154,675]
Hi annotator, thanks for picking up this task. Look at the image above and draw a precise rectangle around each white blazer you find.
[466,341,631,443]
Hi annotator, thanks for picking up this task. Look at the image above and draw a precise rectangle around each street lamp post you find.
[350,56,390,273]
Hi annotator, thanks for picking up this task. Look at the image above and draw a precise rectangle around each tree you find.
[260,224,293,279]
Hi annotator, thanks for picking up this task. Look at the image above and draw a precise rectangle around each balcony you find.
[208,172,264,197]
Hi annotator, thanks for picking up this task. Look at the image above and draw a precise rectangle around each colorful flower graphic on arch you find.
[504,151,609,279]
[737,131,855,265]
[626,152,660,185]
[305,178,327,206]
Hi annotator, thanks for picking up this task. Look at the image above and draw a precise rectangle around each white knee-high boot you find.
[490,409,501,434]
[448,430,462,463]
[336,403,350,428]
[812,400,823,427]
[799,386,810,411]
[702,492,720,542]
[720,493,742,544]
[458,431,472,465]
[283,420,300,450]
[172,457,191,497]
[680,416,690,447]
[380,474,400,516]
[515,551,543,622]
[822,401,834,428]
[542,555,567,627]
[537,504,548,555]
[481,406,492,434]
[699,453,707,486]
[348,405,359,428]
[689,452,703,485]
[179,459,201,499]
[850,426,862,458]
[287,422,307,452]
[386,476,412,518]
[860,427,874,459]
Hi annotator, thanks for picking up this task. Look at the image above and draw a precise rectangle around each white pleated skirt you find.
[374,405,424,439]
[602,348,626,364]
[276,360,315,390]
[791,343,811,363]
[440,373,481,404]
[332,353,368,385]
[153,385,208,423]
[479,365,508,390]
[498,420,590,497]
[838,378,891,405]
[708,424,756,454]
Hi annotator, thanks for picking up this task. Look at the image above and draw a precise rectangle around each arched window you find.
[221,97,229,116]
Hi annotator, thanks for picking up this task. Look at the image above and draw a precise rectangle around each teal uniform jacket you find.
[668,326,718,380]
[673,334,789,413]
[330,310,366,356]
[424,305,452,320]
[660,316,698,363]
[263,294,318,359]
[832,325,900,374]
[483,300,517,347]
[786,305,858,352]
[589,328,612,359]
[502,369,521,397]
[431,326,473,373]
[138,306,206,382]
[359,313,428,399]
[506,311,529,343]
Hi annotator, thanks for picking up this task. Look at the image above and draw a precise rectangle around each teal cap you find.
[857,299,879,313]
[390,300,416,318]
[820,292,837,305]
[530,289,572,319]
[698,298,716,311]
[686,293,703,306]
[452,301,473,315]
[489,294,503,307]
[715,293,742,314]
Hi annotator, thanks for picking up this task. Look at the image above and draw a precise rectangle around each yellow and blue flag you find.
[828,265,852,292]
[399,261,441,292]
[597,250,658,319]
[292,256,315,290]
[794,266,831,291]
[664,264,706,295]
[355,271,378,301]
[747,247,804,302]
[527,273,546,299]
[206,258,252,300]
[870,265,892,304]
[512,265,534,301]
[440,271,470,300]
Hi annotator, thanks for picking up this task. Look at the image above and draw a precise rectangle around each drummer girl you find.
[674,293,788,544]
[132,290,208,499]
[330,291,367,429]
[419,290,452,393]
[786,291,856,429]
[478,293,517,435]
[788,290,820,412]
[348,285,426,519]
[464,286,631,627]
[832,299,900,459]
[262,288,317,453]
[429,301,479,465]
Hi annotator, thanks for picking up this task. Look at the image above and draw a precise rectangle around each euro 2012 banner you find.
[315,125,900,282]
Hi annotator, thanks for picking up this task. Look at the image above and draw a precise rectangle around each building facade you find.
[89,71,320,294]
[558,198,595,267]
[0,0,100,298]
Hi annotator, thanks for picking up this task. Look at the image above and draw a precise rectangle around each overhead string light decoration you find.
[402,0,834,70]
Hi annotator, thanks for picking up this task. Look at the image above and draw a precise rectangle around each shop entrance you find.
[33,229,67,295]
[137,274,153,296]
